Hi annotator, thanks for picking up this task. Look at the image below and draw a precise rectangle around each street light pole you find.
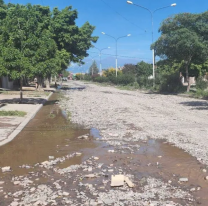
[94,46,110,75]
[102,32,131,77]
[127,1,176,83]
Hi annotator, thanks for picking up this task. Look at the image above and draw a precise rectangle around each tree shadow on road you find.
[179,101,208,110]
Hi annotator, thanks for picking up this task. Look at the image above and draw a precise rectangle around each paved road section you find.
[0,92,53,146]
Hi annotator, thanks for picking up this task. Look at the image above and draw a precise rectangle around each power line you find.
[87,51,152,61]
[100,0,147,32]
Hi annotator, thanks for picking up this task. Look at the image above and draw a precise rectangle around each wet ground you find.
[0,91,208,205]
[0,92,100,174]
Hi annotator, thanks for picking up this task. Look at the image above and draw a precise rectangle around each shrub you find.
[83,75,92,81]
[159,72,184,93]
[75,73,84,80]
[107,74,134,85]
[130,82,140,89]
[91,74,100,81]
[103,68,122,77]
[94,76,109,83]
[137,77,153,88]
[196,77,208,90]
[194,89,208,98]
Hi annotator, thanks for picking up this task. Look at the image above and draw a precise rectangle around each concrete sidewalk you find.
[0,91,53,146]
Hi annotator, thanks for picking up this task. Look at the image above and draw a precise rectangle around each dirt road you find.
[1,82,208,206]
[61,81,208,165]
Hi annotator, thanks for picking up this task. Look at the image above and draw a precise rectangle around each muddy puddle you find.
[90,138,208,205]
[0,92,103,176]
[0,92,208,205]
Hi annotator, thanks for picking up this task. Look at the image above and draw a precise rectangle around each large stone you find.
[75,152,82,156]
[179,178,188,182]
[10,202,19,206]
[102,198,114,205]
[41,161,50,166]
[2,166,11,172]
[13,181,21,185]
[85,174,95,178]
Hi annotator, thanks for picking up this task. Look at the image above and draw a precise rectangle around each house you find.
[0,76,13,90]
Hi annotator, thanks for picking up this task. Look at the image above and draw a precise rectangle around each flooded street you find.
[0,83,208,205]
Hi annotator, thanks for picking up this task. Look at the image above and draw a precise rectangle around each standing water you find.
[0,92,99,175]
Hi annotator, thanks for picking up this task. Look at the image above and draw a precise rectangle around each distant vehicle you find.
[62,77,68,81]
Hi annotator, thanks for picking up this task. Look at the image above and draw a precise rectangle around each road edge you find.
[0,91,54,147]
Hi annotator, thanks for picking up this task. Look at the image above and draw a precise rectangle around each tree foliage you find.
[102,67,122,77]
[0,1,98,90]
[153,12,208,91]
[122,64,136,74]
[89,60,99,75]
[136,61,152,77]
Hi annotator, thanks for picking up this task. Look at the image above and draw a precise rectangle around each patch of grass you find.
[48,113,56,118]
[0,110,27,117]
[191,89,208,99]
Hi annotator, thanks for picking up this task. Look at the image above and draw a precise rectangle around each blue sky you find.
[5,0,208,73]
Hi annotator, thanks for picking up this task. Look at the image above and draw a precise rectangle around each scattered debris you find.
[111,175,124,187]
[111,175,134,188]
[124,176,134,188]
[2,166,11,172]
[179,178,189,182]
[49,156,54,160]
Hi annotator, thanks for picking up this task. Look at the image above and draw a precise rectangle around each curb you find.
[0,91,54,147]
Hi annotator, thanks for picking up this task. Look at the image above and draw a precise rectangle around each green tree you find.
[153,12,208,91]
[122,64,136,75]
[136,61,152,77]
[51,7,98,67]
[89,60,99,75]
[103,67,122,77]
[62,70,70,77]
[0,2,98,96]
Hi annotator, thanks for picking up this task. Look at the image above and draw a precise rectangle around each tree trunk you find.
[45,75,51,89]
[186,61,190,92]
[20,77,23,103]
[37,76,44,91]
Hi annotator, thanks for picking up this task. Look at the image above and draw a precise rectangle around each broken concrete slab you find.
[111,175,124,187]
[111,175,134,188]
[124,176,134,188]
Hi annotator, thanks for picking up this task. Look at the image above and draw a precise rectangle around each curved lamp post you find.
[93,46,110,75]
[101,32,131,77]
[127,1,176,82]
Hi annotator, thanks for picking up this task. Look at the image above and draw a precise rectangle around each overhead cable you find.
[100,0,147,32]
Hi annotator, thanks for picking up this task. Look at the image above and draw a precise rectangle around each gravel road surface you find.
[60,81,208,166]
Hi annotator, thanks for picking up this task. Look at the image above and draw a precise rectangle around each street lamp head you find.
[101,32,105,35]
[127,34,131,37]
[127,1,133,4]
[171,3,176,6]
